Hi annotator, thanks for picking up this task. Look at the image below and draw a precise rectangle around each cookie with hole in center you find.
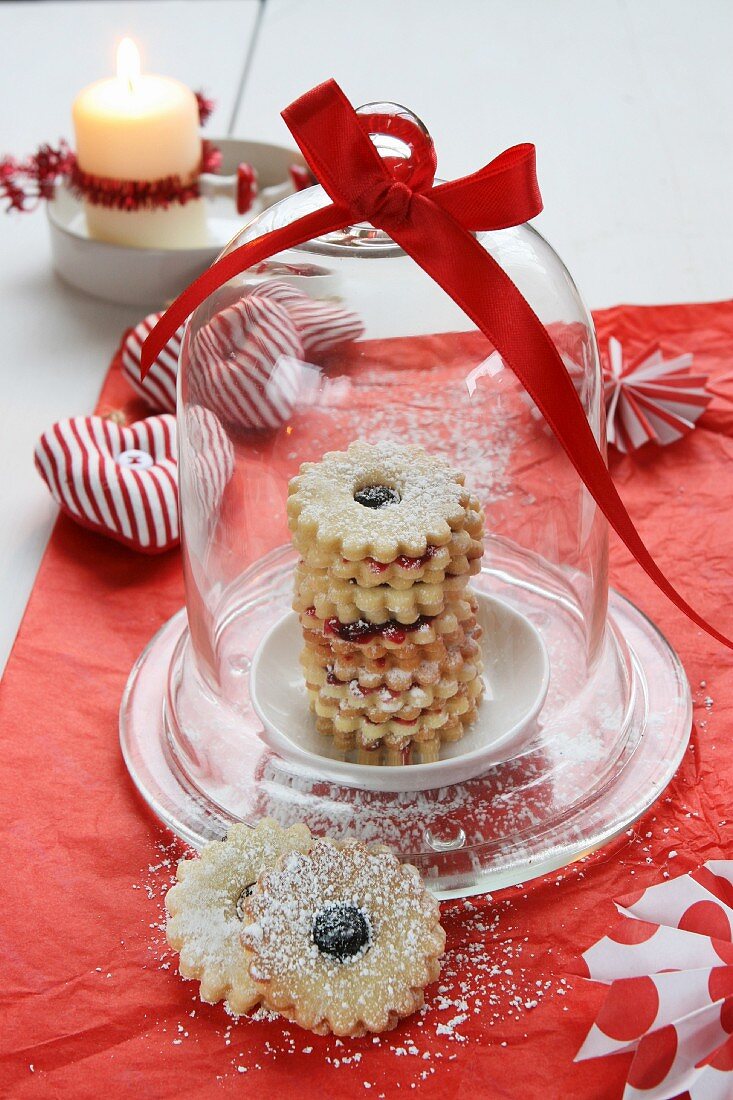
[165,819,312,1014]
[287,439,479,563]
[242,839,445,1036]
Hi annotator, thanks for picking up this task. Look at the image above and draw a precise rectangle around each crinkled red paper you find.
[2,300,733,1098]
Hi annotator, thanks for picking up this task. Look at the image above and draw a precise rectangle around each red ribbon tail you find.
[392,196,733,652]
[138,74,732,651]
[431,144,544,230]
[139,204,345,378]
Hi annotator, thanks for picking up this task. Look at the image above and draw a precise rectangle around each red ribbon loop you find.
[141,77,732,651]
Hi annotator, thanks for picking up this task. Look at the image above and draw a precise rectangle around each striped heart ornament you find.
[121,311,180,414]
[251,280,365,358]
[120,281,364,421]
[187,294,307,431]
[34,414,179,553]
[183,404,235,517]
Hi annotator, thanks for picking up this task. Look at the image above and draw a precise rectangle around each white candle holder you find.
[46,138,306,308]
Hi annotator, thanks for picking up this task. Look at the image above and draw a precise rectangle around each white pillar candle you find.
[72,39,208,249]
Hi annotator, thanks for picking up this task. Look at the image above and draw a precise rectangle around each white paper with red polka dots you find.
[575,862,733,1099]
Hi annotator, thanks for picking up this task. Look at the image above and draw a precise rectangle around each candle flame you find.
[116,37,141,93]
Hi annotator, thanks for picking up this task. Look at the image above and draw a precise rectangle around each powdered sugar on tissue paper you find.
[137,843,567,1090]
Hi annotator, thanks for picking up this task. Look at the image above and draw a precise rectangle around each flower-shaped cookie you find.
[165,819,311,1014]
[242,838,445,1036]
[34,413,178,553]
[287,440,477,562]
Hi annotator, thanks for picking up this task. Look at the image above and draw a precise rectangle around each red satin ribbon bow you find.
[142,78,731,650]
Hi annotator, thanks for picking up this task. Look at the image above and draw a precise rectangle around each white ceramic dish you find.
[250,590,550,793]
[46,138,305,308]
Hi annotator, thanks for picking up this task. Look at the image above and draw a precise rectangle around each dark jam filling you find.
[324,615,430,646]
[353,484,400,509]
[362,544,440,574]
[312,902,371,962]
[367,714,419,726]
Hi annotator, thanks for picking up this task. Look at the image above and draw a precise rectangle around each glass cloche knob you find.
[354,101,437,191]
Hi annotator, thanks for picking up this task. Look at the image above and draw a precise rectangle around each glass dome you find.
[121,105,691,898]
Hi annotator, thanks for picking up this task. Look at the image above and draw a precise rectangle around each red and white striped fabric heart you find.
[121,312,180,414]
[251,280,364,357]
[120,281,364,423]
[188,294,307,430]
[182,404,235,516]
[34,414,179,553]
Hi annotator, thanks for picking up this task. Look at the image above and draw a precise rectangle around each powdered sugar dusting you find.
[288,440,475,560]
[243,841,443,1034]
[142,845,570,1089]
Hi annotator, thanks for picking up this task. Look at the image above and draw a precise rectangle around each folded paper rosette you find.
[576,861,733,1099]
[603,337,711,454]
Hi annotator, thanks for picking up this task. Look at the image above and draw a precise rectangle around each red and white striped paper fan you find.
[188,294,307,431]
[34,414,179,553]
[603,336,711,454]
[121,312,181,414]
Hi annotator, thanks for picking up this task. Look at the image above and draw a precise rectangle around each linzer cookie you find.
[242,839,445,1036]
[309,627,483,689]
[164,819,311,1013]
[288,440,485,763]
[312,675,484,738]
[287,440,482,562]
[300,597,479,654]
[294,561,469,625]
[328,531,483,588]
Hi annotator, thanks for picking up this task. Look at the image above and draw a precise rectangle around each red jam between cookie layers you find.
[323,615,431,646]
[357,545,441,575]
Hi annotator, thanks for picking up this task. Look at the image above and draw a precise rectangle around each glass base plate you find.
[120,589,691,900]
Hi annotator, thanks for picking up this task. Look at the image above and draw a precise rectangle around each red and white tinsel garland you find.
[1,92,218,213]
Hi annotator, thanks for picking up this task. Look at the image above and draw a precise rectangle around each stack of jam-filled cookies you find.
[287,440,485,764]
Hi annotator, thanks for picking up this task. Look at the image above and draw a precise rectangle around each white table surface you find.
[0,0,260,674]
[1,0,732,675]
